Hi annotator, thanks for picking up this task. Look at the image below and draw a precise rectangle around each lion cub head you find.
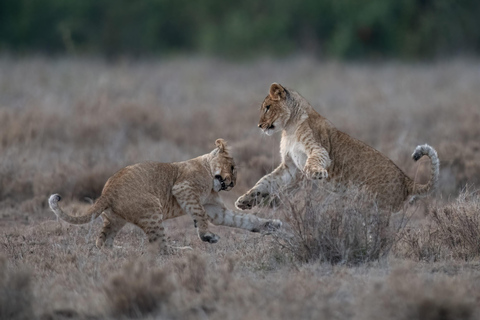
[210,139,237,192]
[258,83,292,135]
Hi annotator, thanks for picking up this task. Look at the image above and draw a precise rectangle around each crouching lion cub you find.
[49,139,282,252]
[236,83,440,212]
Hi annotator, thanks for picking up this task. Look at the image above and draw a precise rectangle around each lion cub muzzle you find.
[258,123,275,131]
[215,175,234,191]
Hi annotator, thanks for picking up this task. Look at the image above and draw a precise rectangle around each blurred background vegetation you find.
[1,0,479,59]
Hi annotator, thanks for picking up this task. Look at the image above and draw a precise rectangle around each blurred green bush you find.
[0,0,479,59]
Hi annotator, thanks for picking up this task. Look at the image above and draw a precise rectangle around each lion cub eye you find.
[265,105,270,111]
[231,165,235,171]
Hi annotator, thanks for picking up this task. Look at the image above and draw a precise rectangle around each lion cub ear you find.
[215,139,227,153]
[269,83,287,101]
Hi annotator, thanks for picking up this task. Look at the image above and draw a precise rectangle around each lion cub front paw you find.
[262,219,283,234]
[198,231,219,244]
[235,189,270,210]
[304,164,328,180]
[251,219,283,234]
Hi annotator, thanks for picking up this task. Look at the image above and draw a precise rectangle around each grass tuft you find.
[0,256,34,320]
[103,260,176,318]
[400,188,480,261]
[274,184,402,265]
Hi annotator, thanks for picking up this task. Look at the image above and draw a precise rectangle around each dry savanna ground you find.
[1,55,480,320]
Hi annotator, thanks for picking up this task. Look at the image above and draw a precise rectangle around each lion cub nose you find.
[258,124,262,128]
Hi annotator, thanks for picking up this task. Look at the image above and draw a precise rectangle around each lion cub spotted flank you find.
[236,83,440,211]
[49,139,282,252]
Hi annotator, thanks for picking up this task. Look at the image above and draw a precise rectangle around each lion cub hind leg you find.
[141,219,170,253]
[96,210,127,249]
[204,204,282,234]
[143,222,194,254]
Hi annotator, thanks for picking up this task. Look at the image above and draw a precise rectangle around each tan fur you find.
[236,83,440,211]
[49,139,281,252]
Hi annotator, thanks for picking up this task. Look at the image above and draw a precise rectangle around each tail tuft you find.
[412,144,436,162]
[410,144,440,197]
[412,150,422,161]
[48,194,62,210]
[47,193,106,224]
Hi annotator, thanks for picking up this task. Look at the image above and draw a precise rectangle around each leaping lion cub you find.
[49,139,281,252]
[236,83,439,211]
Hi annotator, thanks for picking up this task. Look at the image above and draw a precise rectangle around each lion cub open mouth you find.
[215,175,233,191]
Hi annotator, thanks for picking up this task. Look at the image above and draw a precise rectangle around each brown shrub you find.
[358,268,477,320]
[0,108,62,149]
[440,140,480,192]
[53,165,117,202]
[0,256,34,320]
[103,260,176,318]
[399,188,480,261]
[273,183,402,265]
[171,252,207,293]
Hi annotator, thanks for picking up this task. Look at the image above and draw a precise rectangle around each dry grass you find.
[104,260,176,318]
[1,55,480,319]
[0,256,34,320]
[272,184,401,265]
[399,188,480,262]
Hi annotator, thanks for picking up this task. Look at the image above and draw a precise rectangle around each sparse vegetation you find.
[0,256,34,320]
[104,260,176,318]
[273,184,400,265]
[1,56,480,319]
[399,188,480,262]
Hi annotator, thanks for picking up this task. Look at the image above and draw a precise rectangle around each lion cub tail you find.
[409,144,440,199]
[48,194,108,224]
